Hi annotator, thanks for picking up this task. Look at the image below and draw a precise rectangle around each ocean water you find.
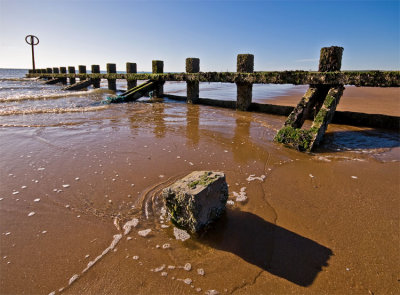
[0,68,306,120]
[1,68,399,294]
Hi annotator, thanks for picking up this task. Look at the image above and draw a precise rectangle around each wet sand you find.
[265,85,400,116]
[0,87,399,295]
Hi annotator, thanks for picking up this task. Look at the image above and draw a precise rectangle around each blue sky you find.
[0,0,399,71]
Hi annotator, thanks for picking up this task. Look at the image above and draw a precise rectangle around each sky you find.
[0,0,399,72]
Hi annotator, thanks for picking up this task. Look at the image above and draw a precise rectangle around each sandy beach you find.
[0,83,399,295]
[266,85,400,117]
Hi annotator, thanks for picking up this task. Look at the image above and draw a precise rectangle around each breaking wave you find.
[0,88,111,103]
[0,105,109,116]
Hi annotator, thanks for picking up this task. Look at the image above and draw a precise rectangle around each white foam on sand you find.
[68,274,79,285]
[233,187,247,202]
[122,218,139,235]
[246,174,266,182]
[183,278,192,285]
[154,264,166,272]
[173,227,190,241]
[82,234,122,274]
[138,229,151,237]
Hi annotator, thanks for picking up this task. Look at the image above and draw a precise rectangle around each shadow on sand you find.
[203,209,332,287]
[321,129,400,151]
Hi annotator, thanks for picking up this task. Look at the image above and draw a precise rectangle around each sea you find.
[0,68,399,294]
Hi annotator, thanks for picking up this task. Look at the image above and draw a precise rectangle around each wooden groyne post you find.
[78,65,86,81]
[91,65,100,88]
[236,54,254,111]
[274,46,344,151]
[107,63,117,91]
[60,67,67,84]
[68,66,76,84]
[126,62,137,90]
[186,58,200,104]
[152,60,164,98]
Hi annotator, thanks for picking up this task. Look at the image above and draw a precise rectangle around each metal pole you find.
[25,35,39,71]
[31,36,35,71]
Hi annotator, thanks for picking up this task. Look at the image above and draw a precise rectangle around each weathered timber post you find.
[60,67,67,84]
[68,66,76,84]
[91,65,100,88]
[319,46,343,72]
[107,63,117,91]
[186,58,200,104]
[78,65,86,81]
[126,62,137,90]
[44,68,52,80]
[41,69,46,74]
[236,54,254,111]
[152,60,164,98]
[275,46,344,152]
[52,67,59,76]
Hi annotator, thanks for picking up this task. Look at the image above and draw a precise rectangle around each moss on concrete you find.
[274,126,313,152]
[188,172,217,189]
[163,171,228,234]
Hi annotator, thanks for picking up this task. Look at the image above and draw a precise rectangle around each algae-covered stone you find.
[162,171,228,234]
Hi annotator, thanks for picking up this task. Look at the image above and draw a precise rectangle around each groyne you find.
[26,46,400,151]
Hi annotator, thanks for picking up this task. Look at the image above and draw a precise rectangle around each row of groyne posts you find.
[28,46,400,152]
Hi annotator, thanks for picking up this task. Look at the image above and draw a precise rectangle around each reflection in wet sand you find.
[186,105,200,146]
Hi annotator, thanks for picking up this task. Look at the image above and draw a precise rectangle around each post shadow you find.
[319,129,400,151]
[202,209,333,287]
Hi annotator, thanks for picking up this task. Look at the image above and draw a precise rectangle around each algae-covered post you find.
[68,66,76,84]
[186,58,200,104]
[91,65,100,88]
[319,46,343,72]
[52,67,59,76]
[46,68,52,74]
[275,46,344,151]
[152,60,164,98]
[236,54,254,111]
[78,65,86,81]
[107,63,117,91]
[126,62,137,90]
[60,67,67,84]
